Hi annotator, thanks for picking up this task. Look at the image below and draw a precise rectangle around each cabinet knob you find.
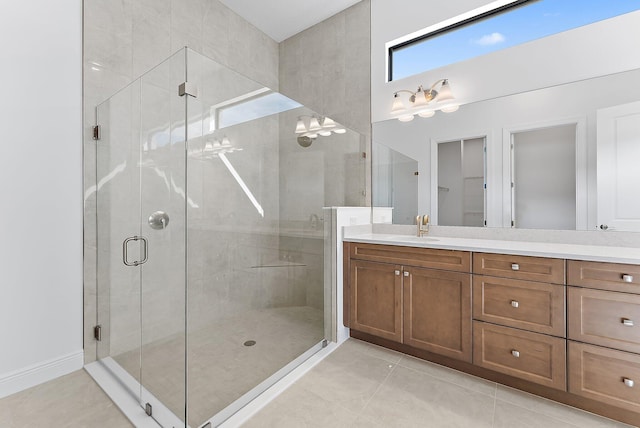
[622,318,634,327]
[624,378,635,388]
[404,271,410,277]
[511,263,520,271]
[511,300,519,308]
[395,270,400,276]
[511,350,520,358]
[622,274,634,283]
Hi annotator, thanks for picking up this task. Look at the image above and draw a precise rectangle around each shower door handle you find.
[123,236,148,266]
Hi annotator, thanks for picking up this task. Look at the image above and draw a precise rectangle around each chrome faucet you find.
[416,214,430,237]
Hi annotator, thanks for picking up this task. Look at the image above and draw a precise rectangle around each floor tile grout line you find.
[354,353,402,420]
[395,355,497,399]
[490,383,497,427]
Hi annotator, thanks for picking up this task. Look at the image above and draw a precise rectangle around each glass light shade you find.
[440,104,460,113]
[417,109,435,118]
[213,140,222,147]
[295,118,307,134]
[319,130,332,137]
[204,141,214,152]
[333,128,346,134]
[308,117,322,131]
[412,87,428,107]
[437,80,455,102]
[322,117,336,128]
[391,94,406,113]
[398,114,415,122]
[221,137,232,147]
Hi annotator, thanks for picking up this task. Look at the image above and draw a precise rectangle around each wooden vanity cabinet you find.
[345,242,640,426]
[345,242,472,362]
[404,267,472,361]
[349,259,403,343]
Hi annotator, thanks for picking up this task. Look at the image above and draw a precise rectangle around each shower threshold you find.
[86,340,338,428]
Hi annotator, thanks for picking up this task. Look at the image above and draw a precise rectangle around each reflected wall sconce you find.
[294,115,346,143]
[391,79,459,122]
[201,136,242,158]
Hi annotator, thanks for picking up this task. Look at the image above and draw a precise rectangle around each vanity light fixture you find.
[294,115,346,145]
[391,79,459,122]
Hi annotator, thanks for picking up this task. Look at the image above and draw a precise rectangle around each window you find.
[389,0,640,81]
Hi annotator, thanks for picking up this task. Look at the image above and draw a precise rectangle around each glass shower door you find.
[96,49,187,427]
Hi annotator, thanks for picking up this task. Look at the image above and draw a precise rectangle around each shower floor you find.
[112,306,324,427]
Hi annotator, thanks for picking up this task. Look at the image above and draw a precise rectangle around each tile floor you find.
[0,338,635,427]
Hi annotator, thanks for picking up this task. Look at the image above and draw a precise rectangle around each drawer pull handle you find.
[511,300,519,308]
[404,271,410,277]
[511,350,520,358]
[395,270,400,276]
[624,378,635,388]
[622,274,634,283]
[511,263,520,271]
[622,318,634,327]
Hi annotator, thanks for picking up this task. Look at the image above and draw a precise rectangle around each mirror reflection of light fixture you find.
[200,136,242,158]
[294,115,346,147]
[390,79,460,122]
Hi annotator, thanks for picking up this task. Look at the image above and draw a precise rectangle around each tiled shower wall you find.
[83,0,372,363]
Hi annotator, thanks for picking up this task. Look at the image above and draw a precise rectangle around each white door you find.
[597,101,640,232]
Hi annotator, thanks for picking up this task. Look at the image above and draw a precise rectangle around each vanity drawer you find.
[473,253,565,284]
[569,341,640,413]
[473,275,565,337]
[567,260,640,294]
[473,321,566,390]
[349,242,471,272]
[568,287,640,353]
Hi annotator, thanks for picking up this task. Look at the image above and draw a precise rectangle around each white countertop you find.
[344,233,640,265]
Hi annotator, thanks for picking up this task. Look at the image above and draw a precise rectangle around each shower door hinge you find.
[321,339,328,348]
[145,403,153,417]
[361,152,367,159]
[93,325,102,342]
[178,82,198,98]
[92,125,101,140]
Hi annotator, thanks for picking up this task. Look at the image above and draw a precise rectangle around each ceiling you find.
[219,0,362,42]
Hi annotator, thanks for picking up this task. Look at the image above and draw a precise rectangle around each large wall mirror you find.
[372,10,640,232]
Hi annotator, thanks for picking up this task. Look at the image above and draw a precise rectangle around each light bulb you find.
[437,80,455,103]
[319,130,332,137]
[398,114,415,122]
[391,94,406,114]
[412,86,428,107]
[333,128,346,134]
[417,109,435,118]
[295,118,307,134]
[322,117,336,128]
[308,117,322,131]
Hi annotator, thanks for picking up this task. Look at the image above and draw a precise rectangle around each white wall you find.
[0,0,83,396]
[371,2,640,122]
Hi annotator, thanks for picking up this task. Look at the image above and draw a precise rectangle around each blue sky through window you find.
[391,0,640,81]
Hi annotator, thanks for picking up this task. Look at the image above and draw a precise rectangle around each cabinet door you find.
[350,260,402,342]
[403,267,472,362]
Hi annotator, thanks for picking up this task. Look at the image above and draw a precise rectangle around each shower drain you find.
[244,340,256,347]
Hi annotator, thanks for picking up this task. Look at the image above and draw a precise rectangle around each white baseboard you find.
[0,350,84,399]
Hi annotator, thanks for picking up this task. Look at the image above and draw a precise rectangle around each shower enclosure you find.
[92,48,367,427]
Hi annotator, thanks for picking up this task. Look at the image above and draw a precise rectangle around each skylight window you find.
[389,0,640,81]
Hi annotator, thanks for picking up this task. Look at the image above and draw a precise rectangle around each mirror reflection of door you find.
[372,142,419,225]
[436,137,485,227]
[511,124,577,230]
[597,101,640,232]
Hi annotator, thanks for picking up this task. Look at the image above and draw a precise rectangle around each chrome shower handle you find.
[123,236,148,266]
